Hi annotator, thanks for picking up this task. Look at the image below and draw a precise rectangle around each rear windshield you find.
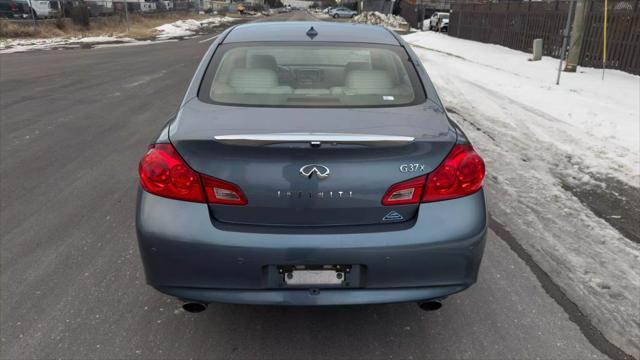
[198,42,425,107]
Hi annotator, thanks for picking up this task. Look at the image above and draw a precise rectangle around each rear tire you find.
[333,14,338,18]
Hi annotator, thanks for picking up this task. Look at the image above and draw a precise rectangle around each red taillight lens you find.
[139,144,206,203]
[202,175,247,205]
[423,144,485,202]
[381,144,485,206]
[138,143,247,205]
[382,176,426,206]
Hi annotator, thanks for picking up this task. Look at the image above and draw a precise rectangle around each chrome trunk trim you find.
[213,133,415,146]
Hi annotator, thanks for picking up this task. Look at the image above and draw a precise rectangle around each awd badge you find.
[382,211,404,222]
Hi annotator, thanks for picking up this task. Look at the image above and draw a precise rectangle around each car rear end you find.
[136,23,487,307]
[439,16,449,32]
[1,0,29,18]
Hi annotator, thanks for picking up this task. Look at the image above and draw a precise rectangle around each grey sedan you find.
[136,21,487,312]
[329,7,357,18]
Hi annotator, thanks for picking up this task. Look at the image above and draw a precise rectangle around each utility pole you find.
[123,0,130,32]
[557,0,576,85]
[27,0,36,33]
[417,0,424,30]
[565,0,591,72]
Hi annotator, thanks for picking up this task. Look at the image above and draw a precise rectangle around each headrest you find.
[345,70,393,94]
[229,68,278,91]
[344,61,371,73]
[248,54,278,71]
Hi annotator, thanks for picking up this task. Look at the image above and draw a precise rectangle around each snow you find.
[403,31,640,356]
[154,16,236,40]
[0,16,237,54]
[352,11,409,31]
[0,36,138,54]
[405,32,639,186]
[281,0,311,8]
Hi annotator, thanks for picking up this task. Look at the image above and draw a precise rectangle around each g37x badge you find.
[399,163,425,173]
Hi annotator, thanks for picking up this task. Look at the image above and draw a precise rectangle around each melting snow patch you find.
[0,16,237,53]
[154,16,237,40]
[352,11,409,32]
[0,36,138,54]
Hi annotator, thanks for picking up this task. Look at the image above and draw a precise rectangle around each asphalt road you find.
[0,11,612,360]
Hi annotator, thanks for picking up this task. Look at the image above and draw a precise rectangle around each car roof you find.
[223,21,399,45]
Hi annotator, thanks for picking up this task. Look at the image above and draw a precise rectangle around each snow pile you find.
[352,11,409,31]
[0,36,137,54]
[0,16,238,53]
[281,0,310,8]
[154,16,236,40]
[403,31,639,356]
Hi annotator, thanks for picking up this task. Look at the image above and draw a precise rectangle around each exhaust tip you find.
[418,300,442,311]
[182,302,207,313]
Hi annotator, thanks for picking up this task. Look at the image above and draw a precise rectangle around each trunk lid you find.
[170,100,456,227]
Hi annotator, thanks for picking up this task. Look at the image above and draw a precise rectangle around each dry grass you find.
[0,12,220,40]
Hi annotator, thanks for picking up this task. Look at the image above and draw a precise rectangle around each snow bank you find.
[404,31,640,356]
[0,16,237,53]
[0,36,137,54]
[352,11,409,31]
[154,16,236,40]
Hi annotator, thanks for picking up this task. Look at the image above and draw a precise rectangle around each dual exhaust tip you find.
[418,300,443,311]
[182,300,443,313]
[182,302,207,313]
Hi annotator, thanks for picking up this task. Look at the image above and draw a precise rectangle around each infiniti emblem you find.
[299,164,330,179]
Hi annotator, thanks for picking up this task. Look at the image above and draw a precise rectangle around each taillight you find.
[382,176,426,206]
[10,2,17,10]
[139,144,206,203]
[382,144,485,205]
[423,144,485,202]
[202,175,247,205]
[138,144,248,205]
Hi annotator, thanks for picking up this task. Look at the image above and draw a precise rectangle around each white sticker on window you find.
[383,96,395,101]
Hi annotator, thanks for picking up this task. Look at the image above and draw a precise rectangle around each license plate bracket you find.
[265,265,363,288]
[285,269,344,286]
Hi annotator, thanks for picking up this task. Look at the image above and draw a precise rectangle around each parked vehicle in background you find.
[86,0,113,17]
[423,11,448,31]
[437,16,448,32]
[157,0,172,11]
[15,0,58,18]
[328,6,356,18]
[0,0,30,18]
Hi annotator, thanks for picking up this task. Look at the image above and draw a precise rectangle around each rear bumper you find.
[155,285,468,306]
[136,189,487,305]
